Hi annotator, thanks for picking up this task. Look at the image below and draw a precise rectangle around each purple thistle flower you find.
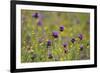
[78,34,83,40]
[80,45,83,51]
[52,31,59,38]
[37,20,42,26]
[63,43,67,48]
[60,26,64,31]
[47,40,51,48]
[71,38,75,43]
[32,12,39,18]
[32,13,44,20]
[48,52,53,59]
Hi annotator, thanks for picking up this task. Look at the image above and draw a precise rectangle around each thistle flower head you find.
[47,40,51,48]
[52,31,59,38]
[80,45,83,51]
[48,52,53,59]
[63,43,67,48]
[78,34,83,40]
[60,26,64,31]
[71,38,75,43]
[32,12,39,18]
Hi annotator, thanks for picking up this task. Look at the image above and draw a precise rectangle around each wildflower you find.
[47,40,51,48]
[80,45,83,51]
[48,52,53,59]
[71,38,75,43]
[32,12,39,18]
[60,26,64,31]
[63,43,68,53]
[52,31,59,38]
[63,43,67,48]
[78,34,83,40]
[37,20,42,26]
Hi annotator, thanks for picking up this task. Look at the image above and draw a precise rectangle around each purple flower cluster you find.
[32,13,39,18]
[80,45,83,51]
[78,34,83,40]
[63,43,68,53]
[32,12,43,26]
[52,31,59,38]
[48,52,53,59]
[32,12,86,59]
[71,38,75,43]
[63,43,67,48]
[60,26,64,31]
[47,40,51,48]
